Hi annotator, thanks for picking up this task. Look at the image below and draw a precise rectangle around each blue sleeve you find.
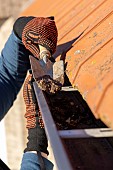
[0,31,30,120]
[20,152,54,170]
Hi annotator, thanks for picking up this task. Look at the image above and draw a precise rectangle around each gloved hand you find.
[13,16,58,59]
[23,72,49,155]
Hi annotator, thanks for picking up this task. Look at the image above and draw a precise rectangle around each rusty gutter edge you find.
[33,82,73,170]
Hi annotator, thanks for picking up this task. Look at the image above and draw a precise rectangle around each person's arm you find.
[21,73,54,170]
[0,31,30,120]
[0,15,57,120]
[21,152,53,170]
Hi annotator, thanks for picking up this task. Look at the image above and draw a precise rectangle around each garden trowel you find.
[29,55,64,85]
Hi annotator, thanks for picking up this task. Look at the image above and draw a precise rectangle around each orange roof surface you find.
[20,0,113,129]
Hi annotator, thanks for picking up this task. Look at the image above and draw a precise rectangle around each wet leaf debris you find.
[45,89,103,130]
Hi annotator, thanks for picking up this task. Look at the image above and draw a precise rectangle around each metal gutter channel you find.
[33,82,73,170]
[20,0,113,129]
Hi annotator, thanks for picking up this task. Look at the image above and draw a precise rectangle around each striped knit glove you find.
[23,73,49,155]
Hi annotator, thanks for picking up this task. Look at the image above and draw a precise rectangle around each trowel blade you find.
[29,55,64,85]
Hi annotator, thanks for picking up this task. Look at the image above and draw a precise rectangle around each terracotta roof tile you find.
[20,0,113,129]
